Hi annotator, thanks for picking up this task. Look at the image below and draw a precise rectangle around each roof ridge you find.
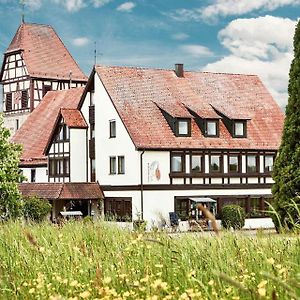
[95,64,259,77]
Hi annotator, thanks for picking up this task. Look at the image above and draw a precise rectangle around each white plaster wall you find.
[70,128,87,182]
[21,167,48,183]
[94,74,140,185]
[4,112,30,136]
[143,151,170,184]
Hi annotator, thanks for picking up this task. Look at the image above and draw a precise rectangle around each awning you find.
[60,211,83,216]
[189,197,217,203]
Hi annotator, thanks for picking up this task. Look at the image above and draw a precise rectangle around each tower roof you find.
[5,23,87,81]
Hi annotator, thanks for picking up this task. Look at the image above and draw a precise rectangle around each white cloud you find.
[117,2,136,12]
[72,37,90,46]
[171,33,189,41]
[168,0,300,23]
[91,0,112,8]
[25,0,42,10]
[180,44,213,57]
[203,15,297,109]
[52,0,86,12]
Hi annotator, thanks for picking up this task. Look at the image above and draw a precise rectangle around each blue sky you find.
[0,0,299,109]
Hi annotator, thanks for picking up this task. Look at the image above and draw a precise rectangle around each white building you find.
[13,64,284,226]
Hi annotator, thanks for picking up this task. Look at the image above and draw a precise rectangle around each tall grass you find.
[0,221,299,299]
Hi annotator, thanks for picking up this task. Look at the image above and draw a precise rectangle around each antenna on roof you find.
[94,41,97,65]
[20,0,25,23]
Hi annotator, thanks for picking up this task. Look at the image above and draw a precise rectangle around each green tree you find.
[23,196,52,222]
[272,20,300,229]
[0,114,24,219]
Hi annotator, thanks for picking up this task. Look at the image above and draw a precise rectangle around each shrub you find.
[22,196,52,222]
[221,205,246,230]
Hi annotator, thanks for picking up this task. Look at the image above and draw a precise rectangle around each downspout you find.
[140,150,145,220]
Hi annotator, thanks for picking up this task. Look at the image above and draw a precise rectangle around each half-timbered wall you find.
[48,121,70,183]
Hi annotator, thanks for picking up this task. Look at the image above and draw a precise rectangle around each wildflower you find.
[133,280,139,287]
[208,279,214,286]
[103,277,112,284]
[187,270,196,278]
[275,264,282,269]
[151,279,168,290]
[119,274,127,279]
[225,287,232,294]
[39,247,45,253]
[257,280,267,289]
[155,264,163,268]
[179,292,189,300]
[70,280,79,287]
[278,267,287,275]
[258,287,266,297]
[56,276,62,282]
[232,297,240,300]
[79,291,90,298]
[29,288,35,294]
[266,258,275,265]
[123,291,130,297]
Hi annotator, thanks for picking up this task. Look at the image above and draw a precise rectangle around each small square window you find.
[234,122,246,137]
[206,120,218,137]
[109,120,116,138]
[178,120,189,135]
[210,155,222,172]
[118,156,125,174]
[191,155,202,173]
[109,156,116,174]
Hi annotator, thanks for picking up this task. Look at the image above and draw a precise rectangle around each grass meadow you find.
[0,221,299,300]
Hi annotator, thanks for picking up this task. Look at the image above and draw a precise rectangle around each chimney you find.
[175,63,184,78]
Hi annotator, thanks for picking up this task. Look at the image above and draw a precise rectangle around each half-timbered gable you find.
[0,22,87,134]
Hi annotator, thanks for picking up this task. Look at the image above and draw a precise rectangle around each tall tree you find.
[272,20,300,229]
[0,114,24,219]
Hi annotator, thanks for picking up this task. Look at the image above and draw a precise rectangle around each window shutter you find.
[6,93,12,111]
[21,90,28,109]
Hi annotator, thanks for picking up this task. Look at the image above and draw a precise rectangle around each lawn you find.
[0,221,299,300]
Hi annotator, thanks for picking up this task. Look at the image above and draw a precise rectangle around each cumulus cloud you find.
[25,0,42,10]
[117,2,135,12]
[52,0,85,12]
[180,44,213,57]
[171,33,189,41]
[72,37,90,46]
[168,0,300,23]
[203,15,297,109]
[91,0,112,8]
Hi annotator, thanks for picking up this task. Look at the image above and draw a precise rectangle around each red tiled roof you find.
[6,23,87,81]
[19,183,104,200]
[61,108,88,128]
[95,65,284,150]
[12,87,85,165]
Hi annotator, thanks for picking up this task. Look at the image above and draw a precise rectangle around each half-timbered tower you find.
[0,22,87,135]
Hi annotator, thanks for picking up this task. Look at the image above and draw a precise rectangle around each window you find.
[191,154,202,173]
[176,119,190,136]
[43,85,52,97]
[264,155,274,172]
[228,155,239,172]
[171,153,185,173]
[118,156,125,174]
[109,120,116,138]
[234,121,246,137]
[109,156,116,174]
[104,197,132,222]
[6,93,12,111]
[247,155,258,173]
[48,158,70,177]
[57,125,69,141]
[21,90,28,109]
[206,120,218,137]
[16,119,19,130]
[31,169,36,183]
[210,155,222,172]
[91,159,96,182]
[175,198,190,221]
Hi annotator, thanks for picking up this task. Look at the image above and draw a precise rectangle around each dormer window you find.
[234,121,246,138]
[176,119,191,136]
[205,120,219,137]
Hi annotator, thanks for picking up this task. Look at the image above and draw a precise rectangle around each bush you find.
[22,196,52,222]
[221,205,246,230]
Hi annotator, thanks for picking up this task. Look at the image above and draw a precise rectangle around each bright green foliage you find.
[22,196,52,222]
[0,114,24,219]
[221,204,246,229]
[272,21,300,229]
